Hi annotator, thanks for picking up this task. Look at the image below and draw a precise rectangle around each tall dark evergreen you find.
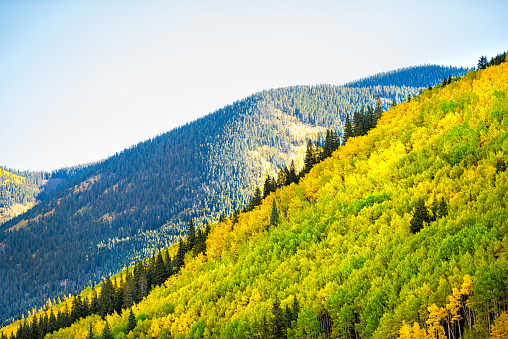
[303,139,317,174]
[87,322,95,339]
[101,320,113,339]
[187,220,196,252]
[269,199,280,230]
[478,55,488,69]
[271,297,287,339]
[173,240,186,272]
[127,308,136,333]
[410,199,431,234]
[344,114,353,143]
[248,186,263,209]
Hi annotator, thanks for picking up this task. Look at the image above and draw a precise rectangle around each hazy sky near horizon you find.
[1,0,507,171]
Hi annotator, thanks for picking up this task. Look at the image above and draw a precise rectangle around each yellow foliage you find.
[491,312,508,339]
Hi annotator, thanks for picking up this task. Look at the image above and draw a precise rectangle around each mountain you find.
[0,65,468,326]
[3,55,506,339]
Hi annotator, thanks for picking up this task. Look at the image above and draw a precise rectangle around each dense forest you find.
[1,54,506,338]
[0,165,90,224]
[0,65,468,326]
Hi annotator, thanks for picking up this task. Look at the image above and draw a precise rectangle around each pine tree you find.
[344,114,353,143]
[288,161,298,185]
[478,55,488,69]
[127,308,136,333]
[303,139,316,174]
[272,297,287,339]
[410,199,431,234]
[248,186,262,209]
[87,322,95,339]
[155,251,166,285]
[269,199,279,231]
[263,175,274,199]
[102,320,113,339]
[99,277,115,318]
[173,239,186,272]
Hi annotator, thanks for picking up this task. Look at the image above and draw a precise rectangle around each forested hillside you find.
[0,166,90,225]
[2,55,505,339]
[0,65,467,326]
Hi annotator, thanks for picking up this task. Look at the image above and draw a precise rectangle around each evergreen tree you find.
[87,322,95,339]
[187,219,196,252]
[270,199,280,230]
[248,186,263,209]
[263,175,275,199]
[272,297,287,339]
[288,161,298,185]
[194,229,206,256]
[410,199,431,234]
[155,251,166,285]
[352,109,361,136]
[99,277,115,318]
[478,55,488,69]
[127,308,136,333]
[163,251,173,277]
[173,239,186,272]
[101,320,113,339]
[277,167,288,188]
[303,139,317,174]
[344,114,354,143]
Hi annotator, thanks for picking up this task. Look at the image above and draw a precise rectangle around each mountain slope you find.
[5,58,507,339]
[0,65,468,326]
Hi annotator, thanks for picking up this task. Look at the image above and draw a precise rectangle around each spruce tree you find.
[127,308,136,333]
[271,297,286,339]
[410,199,431,234]
[270,199,280,230]
[87,322,95,339]
[303,139,316,174]
[102,320,113,339]
[173,240,186,272]
[249,186,262,209]
[263,175,274,199]
[344,114,353,143]
[288,161,298,185]
[477,55,488,69]
[155,251,166,285]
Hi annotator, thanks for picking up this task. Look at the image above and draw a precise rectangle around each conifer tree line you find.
[343,97,383,143]
[4,220,210,339]
[477,51,507,70]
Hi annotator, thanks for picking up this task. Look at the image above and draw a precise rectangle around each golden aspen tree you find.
[426,304,447,339]
[491,312,508,339]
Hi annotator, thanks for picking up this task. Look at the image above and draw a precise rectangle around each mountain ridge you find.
[0,64,468,326]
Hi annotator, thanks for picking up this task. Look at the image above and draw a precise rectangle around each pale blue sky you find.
[1,0,507,171]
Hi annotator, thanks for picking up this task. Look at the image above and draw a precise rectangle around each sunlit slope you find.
[3,62,507,338]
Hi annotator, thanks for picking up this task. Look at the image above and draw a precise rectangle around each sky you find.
[1,0,507,172]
